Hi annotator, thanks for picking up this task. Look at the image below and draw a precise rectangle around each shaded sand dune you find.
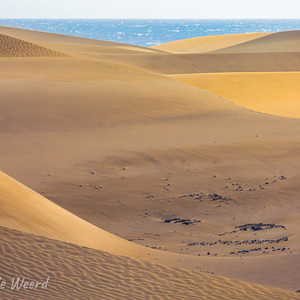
[1,226,298,300]
[96,52,300,74]
[153,30,300,54]
[0,33,68,57]
[96,31,300,74]
[0,27,300,297]
[169,72,300,117]
[152,32,270,53]
[213,30,300,53]
[0,58,238,132]
[112,30,300,74]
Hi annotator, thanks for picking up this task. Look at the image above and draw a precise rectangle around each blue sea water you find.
[0,19,300,47]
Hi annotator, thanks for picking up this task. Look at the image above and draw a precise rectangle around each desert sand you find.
[169,72,300,117]
[1,226,298,300]
[0,26,299,299]
[152,32,271,53]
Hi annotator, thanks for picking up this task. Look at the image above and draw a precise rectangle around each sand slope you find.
[0,25,164,58]
[0,170,154,258]
[153,30,300,54]
[0,33,68,57]
[169,72,300,117]
[97,52,300,74]
[0,58,238,133]
[152,32,270,53]
[1,226,298,300]
[214,30,300,53]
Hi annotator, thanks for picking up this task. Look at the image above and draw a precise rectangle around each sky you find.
[0,0,300,19]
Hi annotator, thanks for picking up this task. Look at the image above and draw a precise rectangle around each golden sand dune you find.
[0,33,68,58]
[214,30,300,53]
[0,170,153,258]
[152,32,270,53]
[153,30,300,55]
[119,31,300,74]
[169,72,300,117]
[1,226,298,300]
[0,27,300,297]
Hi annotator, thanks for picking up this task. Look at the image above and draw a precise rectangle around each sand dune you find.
[214,30,300,53]
[169,72,300,117]
[0,170,155,259]
[0,25,164,58]
[95,52,300,74]
[0,27,300,298]
[1,226,298,300]
[0,33,68,57]
[153,30,300,54]
[152,32,270,53]
[0,57,239,133]
[1,27,300,76]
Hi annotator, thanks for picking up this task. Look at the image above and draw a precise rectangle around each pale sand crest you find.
[152,32,271,53]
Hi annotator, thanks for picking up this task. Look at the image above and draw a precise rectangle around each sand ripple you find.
[0,33,68,57]
[0,226,298,300]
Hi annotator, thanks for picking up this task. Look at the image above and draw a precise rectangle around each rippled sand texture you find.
[0,226,298,300]
[0,33,68,57]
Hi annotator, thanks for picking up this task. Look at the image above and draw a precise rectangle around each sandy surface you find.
[212,30,300,53]
[152,32,271,53]
[0,33,67,57]
[0,26,300,298]
[1,226,298,300]
[169,72,300,117]
[153,31,300,54]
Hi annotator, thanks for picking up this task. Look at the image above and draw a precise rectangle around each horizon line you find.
[1,18,300,20]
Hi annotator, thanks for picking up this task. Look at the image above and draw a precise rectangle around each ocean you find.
[0,19,300,47]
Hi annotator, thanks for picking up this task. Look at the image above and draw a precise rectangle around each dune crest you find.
[213,30,300,53]
[153,30,300,54]
[152,32,270,53]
